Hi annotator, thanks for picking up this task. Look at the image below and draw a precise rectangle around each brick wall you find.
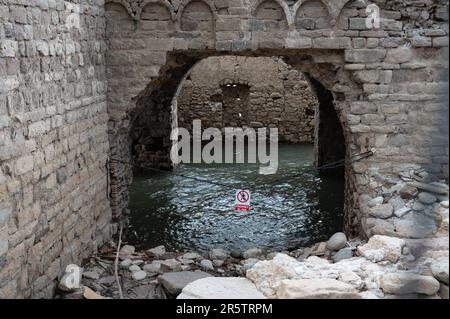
[0,0,112,298]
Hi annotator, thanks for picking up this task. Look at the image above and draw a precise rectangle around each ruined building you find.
[0,0,449,298]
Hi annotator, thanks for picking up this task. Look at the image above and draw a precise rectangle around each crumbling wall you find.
[0,1,111,298]
[176,56,317,143]
[105,0,449,242]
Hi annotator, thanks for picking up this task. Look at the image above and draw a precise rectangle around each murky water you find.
[128,145,344,253]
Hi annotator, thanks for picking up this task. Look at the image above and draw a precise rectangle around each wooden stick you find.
[114,224,124,299]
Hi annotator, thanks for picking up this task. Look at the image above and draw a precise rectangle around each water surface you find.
[128,145,344,253]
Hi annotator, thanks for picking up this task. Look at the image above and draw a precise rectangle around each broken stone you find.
[276,279,361,299]
[368,196,384,207]
[393,213,437,238]
[243,248,264,259]
[132,270,147,281]
[400,185,418,199]
[394,207,411,218]
[338,272,364,291]
[177,277,267,299]
[431,257,449,284]
[441,201,450,209]
[380,272,440,296]
[182,252,201,260]
[160,259,182,273]
[158,271,213,295]
[199,259,214,271]
[209,248,229,260]
[326,232,347,251]
[143,261,161,274]
[132,259,144,266]
[440,284,449,299]
[83,270,100,280]
[230,250,242,259]
[83,286,108,299]
[145,245,166,259]
[412,201,426,211]
[120,259,132,268]
[129,265,141,273]
[358,235,405,263]
[408,182,449,195]
[418,192,438,205]
[119,245,135,259]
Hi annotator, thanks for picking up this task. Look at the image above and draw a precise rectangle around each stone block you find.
[0,40,18,57]
[345,49,386,63]
[354,70,392,84]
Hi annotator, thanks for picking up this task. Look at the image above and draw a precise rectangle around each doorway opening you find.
[126,55,346,253]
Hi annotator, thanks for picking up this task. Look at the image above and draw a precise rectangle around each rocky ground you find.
[55,171,449,300]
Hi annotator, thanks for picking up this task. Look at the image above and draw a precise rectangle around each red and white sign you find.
[235,190,251,212]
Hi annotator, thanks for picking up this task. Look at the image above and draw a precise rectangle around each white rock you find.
[120,259,132,268]
[276,279,360,299]
[359,291,381,299]
[326,232,347,251]
[182,252,201,260]
[143,261,161,274]
[431,257,449,284]
[358,235,405,263]
[380,272,440,296]
[132,271,147,281]
[441,201,449,209]
[158,271,213,295]
[246,253,385,299]
[199,259,214,271]
[177,277,267,299]
[368,196,384,207]
[338,272,364,290]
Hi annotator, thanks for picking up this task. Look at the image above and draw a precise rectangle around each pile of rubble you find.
[55,169,449,300]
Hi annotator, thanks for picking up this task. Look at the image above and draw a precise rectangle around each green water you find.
[128,144,344,253]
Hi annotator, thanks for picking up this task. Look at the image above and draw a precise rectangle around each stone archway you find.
[107,49,361,237]
[104,0,449,241]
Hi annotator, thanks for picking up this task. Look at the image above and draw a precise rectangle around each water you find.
[128,144,344,253]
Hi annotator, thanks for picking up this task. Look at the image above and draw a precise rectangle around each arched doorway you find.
[124,53,347,252]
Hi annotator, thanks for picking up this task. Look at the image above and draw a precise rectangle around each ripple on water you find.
[128,144,344,253]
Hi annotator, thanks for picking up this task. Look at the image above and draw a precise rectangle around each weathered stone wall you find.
[176,56,317,143]
[0,0,111,298]
[105,0,449,242]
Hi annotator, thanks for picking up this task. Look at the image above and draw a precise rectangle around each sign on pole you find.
[235,190,251,212]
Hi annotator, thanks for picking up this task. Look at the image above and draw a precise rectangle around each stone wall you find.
[176,56,317,143]
[0,0,448,299]
[0,0,111,298]
[105,0,449,242]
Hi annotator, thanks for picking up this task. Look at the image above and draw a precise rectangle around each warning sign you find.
[235,190,251,212]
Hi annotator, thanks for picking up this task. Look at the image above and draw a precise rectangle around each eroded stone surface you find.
[177,278,267,299]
